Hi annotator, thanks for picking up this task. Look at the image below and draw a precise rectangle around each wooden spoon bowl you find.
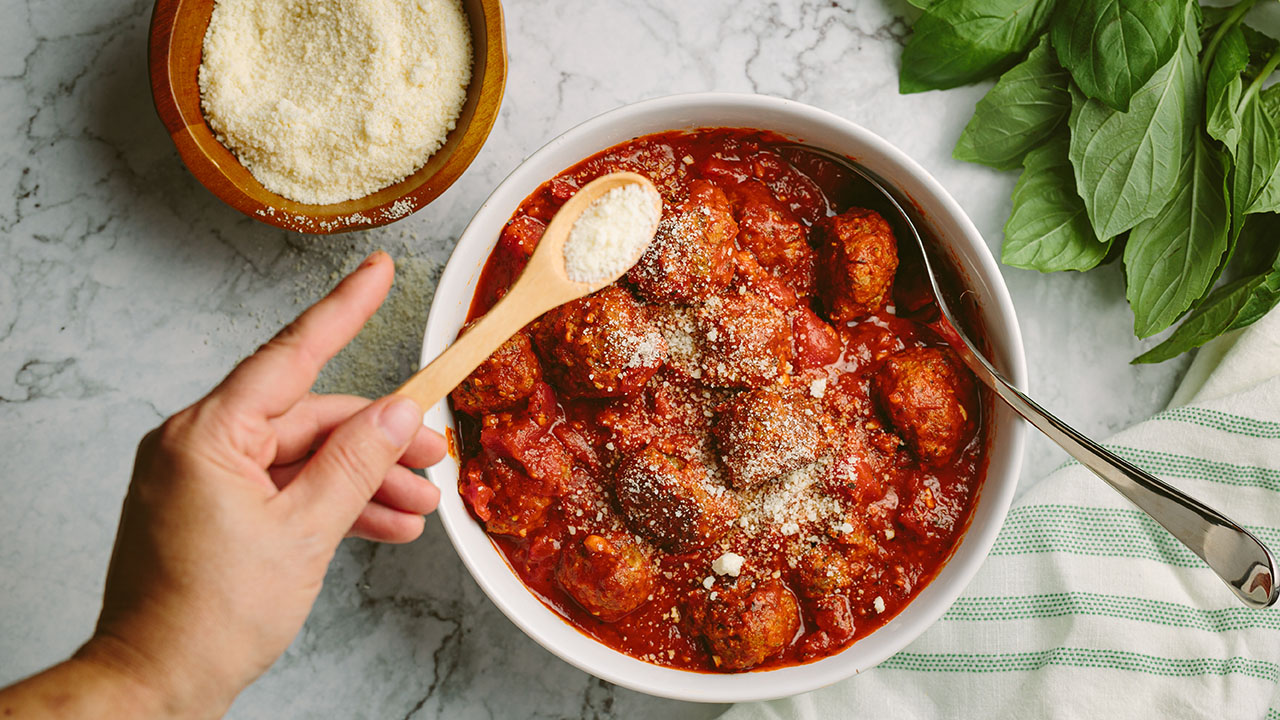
[395,171,661,410]
[147,0,507,234]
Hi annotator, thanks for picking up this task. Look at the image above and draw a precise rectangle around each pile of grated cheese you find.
[563,183,662,283]
[199,0,472,205]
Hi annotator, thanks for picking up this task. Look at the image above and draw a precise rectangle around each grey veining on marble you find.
[0,0,1191,718]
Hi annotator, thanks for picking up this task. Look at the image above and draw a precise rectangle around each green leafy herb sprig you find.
[900,0,1280,362]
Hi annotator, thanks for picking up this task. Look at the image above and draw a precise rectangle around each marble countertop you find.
[0,0,1191,717]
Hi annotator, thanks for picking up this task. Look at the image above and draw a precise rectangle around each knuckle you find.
[154,408,197,454]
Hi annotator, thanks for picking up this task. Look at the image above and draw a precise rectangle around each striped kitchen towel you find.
[725,306,1280,720]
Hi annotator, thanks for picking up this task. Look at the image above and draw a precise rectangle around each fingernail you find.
[358,250,386,270]
[378,397,423,446]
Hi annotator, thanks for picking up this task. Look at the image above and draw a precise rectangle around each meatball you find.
[814,207,898,323]
[685,579,800,671]
[614,436,738,551]
[723,179,815,296]
[556,531,657,622]
[451,331,542,416]
[793,544,856,599]
[628,180,737,304]
[531,286,666,398]
[871,347,976,465]
[693,293,792,389]
[459,455,554,538]
[712,387,833,489]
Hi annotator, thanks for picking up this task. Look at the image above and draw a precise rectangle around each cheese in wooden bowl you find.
[148,0,507,233]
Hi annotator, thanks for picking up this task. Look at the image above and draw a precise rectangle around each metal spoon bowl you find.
[779,143,1278,609]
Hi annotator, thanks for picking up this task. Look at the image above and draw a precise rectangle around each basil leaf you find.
[1262,83,1280,120]
[1124,132,1231,338]
[1200,6,1233,32]
[1002,136,1110,271]
[906,0,938,7]
[1241,25,1280,71]
[1050,0,1184,112]
[1068,7,1200,241]
[1134,217,1280,363]
[1205,24,1248,153]
[900,0,1056,93]
[1132,274,1267,363]
[1248,86,1280,212]
[954,35,1070,170]
[1230,270,1280,331]
[1233,212,1280,274]
[1230,94,1280,234]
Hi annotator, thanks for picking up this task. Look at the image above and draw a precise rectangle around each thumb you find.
[281,396,424,538]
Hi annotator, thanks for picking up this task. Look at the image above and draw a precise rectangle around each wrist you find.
[73,633,191,719]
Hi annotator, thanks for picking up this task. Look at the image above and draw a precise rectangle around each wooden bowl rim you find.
[147,0,507,234]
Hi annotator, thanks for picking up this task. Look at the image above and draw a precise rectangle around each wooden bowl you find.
[148,0,507,234]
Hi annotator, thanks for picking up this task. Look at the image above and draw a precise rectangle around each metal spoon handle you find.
[950,339,1278,609]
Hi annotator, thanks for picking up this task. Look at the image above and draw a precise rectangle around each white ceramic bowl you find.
[421,93,1028,703]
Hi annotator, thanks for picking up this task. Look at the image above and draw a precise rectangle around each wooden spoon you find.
[394,171,662,409]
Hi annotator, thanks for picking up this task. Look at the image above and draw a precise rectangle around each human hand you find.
[73,251,446,717]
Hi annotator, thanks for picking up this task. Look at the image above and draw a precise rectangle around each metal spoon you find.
[779,143,1278,609]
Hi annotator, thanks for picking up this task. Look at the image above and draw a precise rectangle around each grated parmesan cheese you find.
[564,183,662,283]
[711,552,745,577]
[199,0,472,204]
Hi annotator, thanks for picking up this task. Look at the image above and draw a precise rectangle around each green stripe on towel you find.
[1052,446,1280,491]
[991,505,1280,567]
[1156,406,1280,439]
[880,648,1280,681]
[941,592,1280,632]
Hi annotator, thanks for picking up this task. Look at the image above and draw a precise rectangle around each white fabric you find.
[725,308,1280,720]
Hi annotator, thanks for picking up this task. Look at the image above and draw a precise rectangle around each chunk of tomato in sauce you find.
[792,305,842,370]
[799,595,856,660]
[479,414,571,494]
[897,474,967,547]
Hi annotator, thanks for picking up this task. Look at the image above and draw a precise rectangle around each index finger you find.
[213,251,395,417]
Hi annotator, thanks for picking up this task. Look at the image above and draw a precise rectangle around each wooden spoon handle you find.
[393,278,555,410]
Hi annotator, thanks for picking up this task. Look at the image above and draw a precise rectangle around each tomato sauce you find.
[453,129,990,672]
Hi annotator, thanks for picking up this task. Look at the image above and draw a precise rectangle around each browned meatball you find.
[531,286,667,399]
[628,180,737,304]
[459,455,554,538]
[723,179,815,296]
[684,579,800,671]
[694,293,792,388]
[793,544,856,599]
[450,331,542,416]
[712,387,833,489]
[872,347,976,465]
[814,207,898,323]
[556,531,657,622]
[614,436,738,552]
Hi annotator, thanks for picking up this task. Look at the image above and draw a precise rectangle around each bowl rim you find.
[147,0,508,234]
[420,92,1028,702]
